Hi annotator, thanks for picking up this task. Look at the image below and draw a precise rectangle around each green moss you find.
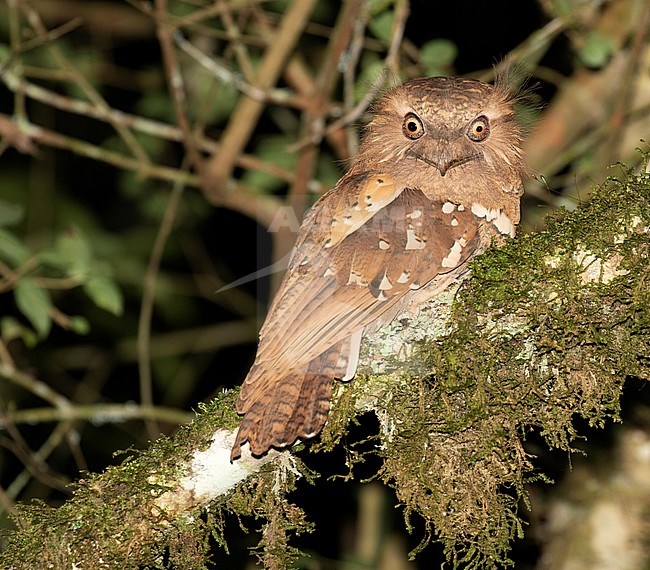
[225,455,315,569]
[2,169,648,569]
[321,166,650,568]
[0,390,240,569]
[0,381,318,569]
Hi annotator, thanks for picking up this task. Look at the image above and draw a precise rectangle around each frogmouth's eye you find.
[402,112,425,140]
[467,115,490,142]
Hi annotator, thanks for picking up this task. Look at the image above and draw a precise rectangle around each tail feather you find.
[230,336,357,461]
[230,372,332,460]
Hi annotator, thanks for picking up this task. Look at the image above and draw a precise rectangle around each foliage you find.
[0,0,648,568]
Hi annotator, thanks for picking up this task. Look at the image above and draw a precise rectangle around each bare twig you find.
[135,36,187,435]
[155,0,203,176]
[137,174,183,438]
[600,0,650,165]
[289,0,410,152]
[0,403,193,428]
[2,116,285,227]
[0,364,72,412]
[214,0,255,81]
[174,33,294,106]
[17,2,150,165]
[202,0,318,196]
[0,73,297,183]
[4,421,73,499]
[289,0,366,212]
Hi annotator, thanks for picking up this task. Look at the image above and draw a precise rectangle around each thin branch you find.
[117,319,258,362]
[4,421,73,500]
[155,0,203,176]
[137,169,186,438]
[600,0,650,165]
[0,364,72,412]
[3,15,82,63]
[289,0,366,212]
[214,0,255,81]
[341,2,371,156]
[174,33,295,106]
[4,116,285,227]
[289,0,410,152]
[0,73,297,183]
[17,1,150,165]
[201,0,318,196]
[0,403,193,428]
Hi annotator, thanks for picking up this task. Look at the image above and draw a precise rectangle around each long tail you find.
[230,335,359,461]
[230,370,333,460]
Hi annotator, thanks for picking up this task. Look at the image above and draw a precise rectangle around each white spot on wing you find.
[407,209,422,219]
[451,217,459,227]
[347,270,364,285]
[441,238,465,268]
[405,228,425,250]
[378,273,393,290]
[323,267,334,277]
[493,212,515,237]
[379,239,390,250]
[442,202,456,214]
[341,329,363,381]
[471,203,514,235]
[471,203,488,219]
[397,270,410,283]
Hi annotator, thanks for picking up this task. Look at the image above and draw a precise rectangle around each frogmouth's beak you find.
[406,150,480,177]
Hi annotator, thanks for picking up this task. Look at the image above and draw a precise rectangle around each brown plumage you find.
[231,75,527,460]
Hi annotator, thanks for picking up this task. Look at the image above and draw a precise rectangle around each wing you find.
[237,171,485,413]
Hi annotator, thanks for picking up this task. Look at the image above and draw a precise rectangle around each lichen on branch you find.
[1,166,648,570]
[321,164,650,568]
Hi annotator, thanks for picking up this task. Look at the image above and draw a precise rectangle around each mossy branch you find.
[1,166,649,569]
[322,163,650,567]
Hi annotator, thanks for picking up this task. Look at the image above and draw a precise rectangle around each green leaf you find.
[368,11,394,44]
[420,39,458,75]
[369,0,395,16]
[83,276,123,316]
[189,79,239,125]
[0,44,11,65]
[135,91,175,123]
[579,31,615,69]
[68,315,90,335]
[0,228,31,266]
[1,316,38,346]
[40,226,91,276]
[14,278,52,338]
[242,135,297,193]
[0,199,25,227]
